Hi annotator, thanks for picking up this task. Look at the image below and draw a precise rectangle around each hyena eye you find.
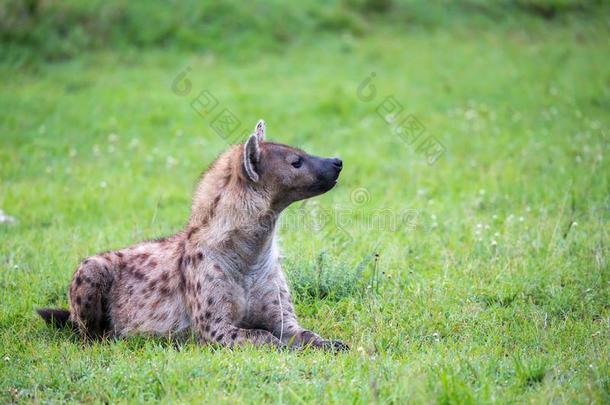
[291,157,303,169]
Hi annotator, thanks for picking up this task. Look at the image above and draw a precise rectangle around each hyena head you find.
[243,120,342,210]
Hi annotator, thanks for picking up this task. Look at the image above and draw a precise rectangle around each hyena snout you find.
[330,157,343,170]
[312,156,343,192]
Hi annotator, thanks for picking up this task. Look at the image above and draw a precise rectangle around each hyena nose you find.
[332,158,343,170]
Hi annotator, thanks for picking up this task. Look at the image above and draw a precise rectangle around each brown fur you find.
[38,120,346,350]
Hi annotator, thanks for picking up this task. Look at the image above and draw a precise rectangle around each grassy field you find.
[1,2,609,403]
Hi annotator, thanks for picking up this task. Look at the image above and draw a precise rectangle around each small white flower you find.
[108,133,119,143]
[519,216,524,222]
[465,109,477,120]
[491,240,497,247]
[100,181,107,188]
[69,148,77,158]
[166,156,177,168]
[0,209,17,225]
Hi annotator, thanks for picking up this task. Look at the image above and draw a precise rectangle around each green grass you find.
[1,6,609,404]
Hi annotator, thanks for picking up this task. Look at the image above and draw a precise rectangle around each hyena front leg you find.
[270,309,349,351]
[185,262,283,348]
[259,274,349,351]
[288,329,349,351]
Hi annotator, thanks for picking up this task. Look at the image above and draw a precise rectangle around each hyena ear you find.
[243,133,261,182]
[254,119,265,141]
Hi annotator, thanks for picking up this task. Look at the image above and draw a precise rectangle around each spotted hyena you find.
[38,120,347,350]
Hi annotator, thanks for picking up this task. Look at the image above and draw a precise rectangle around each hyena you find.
[38,120,347,350]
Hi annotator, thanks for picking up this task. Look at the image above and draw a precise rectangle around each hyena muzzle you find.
[38,120,348,350]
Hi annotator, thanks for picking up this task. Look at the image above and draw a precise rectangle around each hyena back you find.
[38,120,347,350]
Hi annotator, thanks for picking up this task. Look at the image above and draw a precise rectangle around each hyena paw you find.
[320,339,349,352]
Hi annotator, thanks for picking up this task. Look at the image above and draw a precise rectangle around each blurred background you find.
[0,0,608,403]
[0,0,608,62]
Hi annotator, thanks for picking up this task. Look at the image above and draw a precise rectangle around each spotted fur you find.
[38,120,347,350]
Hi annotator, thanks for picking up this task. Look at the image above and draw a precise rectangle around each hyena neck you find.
[187,146,281,266]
